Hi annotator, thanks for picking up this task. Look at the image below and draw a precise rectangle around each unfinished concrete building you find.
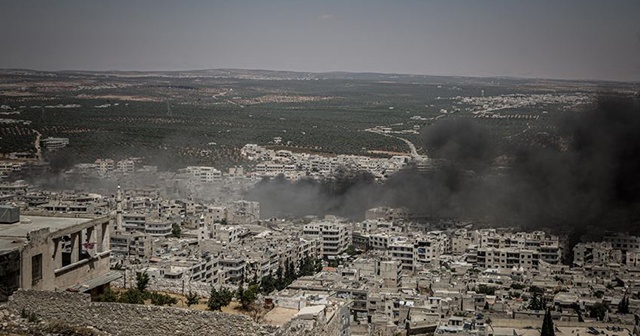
[0,212,118,300]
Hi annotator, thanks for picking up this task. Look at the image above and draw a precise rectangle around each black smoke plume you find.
[246,95,640,234]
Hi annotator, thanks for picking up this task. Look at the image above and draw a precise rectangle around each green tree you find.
[260,273,275,294]
[541,308,555,336]
[529,286,545,294]
[589,302,608,321]
[529,294,546,311]
[345,245,357,256]
[618,296,630,314]
[172,223,182,238]
[119,288,144,304]
[285,260,295,286]
[477,284,496,296]
[185,291,200,307]
[95,288,118,302]
[572,303,584,322]
[149,292,177,306]
[207,286,233,311]
[275,265,285,290]
[136,271,150,293]
[510,283,525,290]
[238,284,259,310]
[236,281,245,303]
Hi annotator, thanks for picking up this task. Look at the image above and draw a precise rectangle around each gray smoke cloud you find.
[246,95,640,235]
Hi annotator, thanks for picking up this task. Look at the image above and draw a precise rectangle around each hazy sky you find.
[1,0,639,81]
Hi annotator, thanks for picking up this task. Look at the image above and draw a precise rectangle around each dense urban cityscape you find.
[1,1,640,336]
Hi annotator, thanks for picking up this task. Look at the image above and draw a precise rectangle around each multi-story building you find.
[227,200,260,224]
[41,137,69,151]
[573,242,623,267]
[110,231,152,259]
[185,166,222,184]
[121,213,172,237]
[389,238,415,271]
[604,232,640,251]
[0,214,117,300]
[303,222,351,259]
[219,257,246,284]
[476,247,539,270]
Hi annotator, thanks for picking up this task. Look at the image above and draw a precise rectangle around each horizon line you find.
[0,67,638,84]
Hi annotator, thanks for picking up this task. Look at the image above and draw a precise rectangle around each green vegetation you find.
[149,291,178,306]
[528,293,546,311]
[185,291,200,307]
[1,70,610,170]
[135,271,150,293]
[207,286,234,311]
[171,223,182,238]
[589,302,608,321]
[510,283,525,290]
[236,282,259,310]
[618,296,630,314]
[541,308,555,336]
[476,284,496,296]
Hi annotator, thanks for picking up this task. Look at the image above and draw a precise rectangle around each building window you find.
[32,254,43,284]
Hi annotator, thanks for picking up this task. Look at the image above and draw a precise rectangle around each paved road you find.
[365,129,419,158]
[32,129,42,161]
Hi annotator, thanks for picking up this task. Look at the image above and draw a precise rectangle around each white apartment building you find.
[476,230,561,264]
[303,222,351,258]
[451,229,474,255]
[185,166,222,183]
[116,159,135,174]
[389,238,415,271]
[121,213,173,237]
[110,231,152,258]
[41,137,69,151]
[198,223,243,244]
[254,162,296,177]
[476,247,539,270]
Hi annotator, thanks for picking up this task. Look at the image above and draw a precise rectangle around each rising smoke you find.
[246,95,640,234]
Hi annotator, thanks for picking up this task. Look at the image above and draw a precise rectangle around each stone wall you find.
[5,289,277,336]
[112,269,213,298]
[275,304,349,336]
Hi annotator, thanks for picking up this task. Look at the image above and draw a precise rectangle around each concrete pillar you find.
[86,226,95,255]
[70,232,80,263]
[102,222,110,252]
[52,238,63,269]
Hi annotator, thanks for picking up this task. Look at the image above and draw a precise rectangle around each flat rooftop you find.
[0,215,102,251]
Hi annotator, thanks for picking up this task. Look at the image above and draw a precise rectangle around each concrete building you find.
[185,166,222,183]
[573,242,623,267]
[41,137,69,151]
[303,222,351,259]
[110,231,152,259]
[476,247,539,270]
[226,200,260,224]
[603,232,640,252]
[0,214,118,301]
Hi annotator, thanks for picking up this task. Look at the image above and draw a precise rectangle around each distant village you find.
[1,143,639,336]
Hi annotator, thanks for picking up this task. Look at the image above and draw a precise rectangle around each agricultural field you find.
[0,69,634,170]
